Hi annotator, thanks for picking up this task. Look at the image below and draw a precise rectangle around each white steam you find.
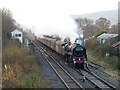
[76,24,84,39]
[34,15,79,43]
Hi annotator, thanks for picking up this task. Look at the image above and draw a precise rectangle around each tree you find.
[83,24,101,38]
[75,18,94,38]
[0,8,16,47]
[95,17,111,31]
[75,18,93,28]
[1,8,16,32]
[109,24,118,34]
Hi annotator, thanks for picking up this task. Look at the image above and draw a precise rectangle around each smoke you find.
[5,0,82,43]
[33,15,79,43]
[76,24,84,39]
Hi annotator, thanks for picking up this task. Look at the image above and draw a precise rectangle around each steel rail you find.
[85,67,116,90]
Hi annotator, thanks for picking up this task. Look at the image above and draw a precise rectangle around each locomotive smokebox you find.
[69,44,85,57]
[62,42,85,57]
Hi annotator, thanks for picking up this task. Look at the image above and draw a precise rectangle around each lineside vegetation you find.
[1,8,49,88]
[86,38,120,70]
[2,40,49,88]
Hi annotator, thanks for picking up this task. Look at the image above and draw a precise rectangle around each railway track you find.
[65,62,117,90]
[32,40,85,89]
[33,40,117,89]
[77,69,116,90]
[87,61,106,70]
[87,61,119,83]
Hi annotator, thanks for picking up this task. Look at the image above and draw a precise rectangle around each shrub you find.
[86,38,99,50]
[94,30,107,38]
[86,38,118,57]
[104,56,120,70]
[86,37,119,70]
[2,45,28,67]
[19,73,48,88]
[2,67,18,88]
[2,40,49,88]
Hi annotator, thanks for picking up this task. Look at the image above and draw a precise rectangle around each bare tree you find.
[109,24,118,34]
[95,17,111,31]
[75,17,93,28]
[75,18,94,38]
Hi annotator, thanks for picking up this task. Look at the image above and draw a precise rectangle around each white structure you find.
[97,33,118,43]
[11,29,23,43]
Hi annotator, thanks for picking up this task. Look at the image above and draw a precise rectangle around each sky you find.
[0,0,119,42]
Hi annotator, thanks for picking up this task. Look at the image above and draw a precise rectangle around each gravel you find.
[88,65,120,89]
[33,46,66,88]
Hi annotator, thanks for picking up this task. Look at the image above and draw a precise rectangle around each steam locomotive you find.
[36,36,87,69]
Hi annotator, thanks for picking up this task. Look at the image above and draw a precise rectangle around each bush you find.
[94,30,107,38]
[2,40,49,88]
[104,56,120,70]
[86,38,99,50]
[19,73,47,88]
[2,45,28,67]
[86,38,120,70]
[95,43,112,56]
[2,44,31,88]
[86,38,118,57]
[2,67,18,88]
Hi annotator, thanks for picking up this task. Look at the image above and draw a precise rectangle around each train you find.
[35,36,87,69]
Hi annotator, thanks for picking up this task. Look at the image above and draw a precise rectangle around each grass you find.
[19,73,48,88]
[87,50,120,83]
[2,40,49,88]
[18,57,49,88]
[87,49,120,70]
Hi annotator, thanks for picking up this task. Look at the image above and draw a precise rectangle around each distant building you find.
[97,33,118,43]
[11,29,23,43]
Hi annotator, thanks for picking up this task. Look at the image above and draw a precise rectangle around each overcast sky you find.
[0,0,119,42]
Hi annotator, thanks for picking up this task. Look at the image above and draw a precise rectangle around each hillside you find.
[72,10,118,24]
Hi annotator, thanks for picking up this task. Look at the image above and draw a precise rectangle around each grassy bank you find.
[87,49,120,70]
[87,49,120,82]
[86,38,119,70]
[2,40,49,88]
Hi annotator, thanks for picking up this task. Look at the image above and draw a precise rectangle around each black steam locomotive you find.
[62,42,87,69]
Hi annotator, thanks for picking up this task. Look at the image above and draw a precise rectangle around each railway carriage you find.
[50,39,56,51]
[55,40,63,54]
[46,38,51,48]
